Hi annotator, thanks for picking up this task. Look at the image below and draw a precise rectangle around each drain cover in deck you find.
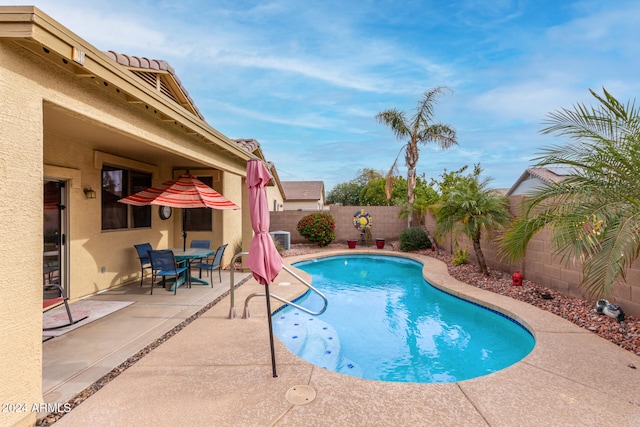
[285,385,316,405]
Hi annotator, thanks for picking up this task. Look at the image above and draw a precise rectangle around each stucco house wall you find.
[36,54,246,298]
[0,40,45,427]
[283,200,324,211]
[266,184,284,211]
[0,7,252,426]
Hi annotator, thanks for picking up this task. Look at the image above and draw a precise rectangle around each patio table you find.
[167,247,216,291]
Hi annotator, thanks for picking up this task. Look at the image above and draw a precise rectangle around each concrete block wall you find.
[425,202,640,317]
[274,203,640,317]
[270,206,405,244]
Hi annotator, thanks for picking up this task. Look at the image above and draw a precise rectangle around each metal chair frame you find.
[192,243,227,285]
[148,249,190,295]
[43,283,88,331]
[134,243,154,286]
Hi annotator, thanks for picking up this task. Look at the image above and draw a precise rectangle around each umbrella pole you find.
[182,210,187,251]
[264,282,278,378]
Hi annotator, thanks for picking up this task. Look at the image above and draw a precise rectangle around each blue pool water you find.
[273,255,535,383]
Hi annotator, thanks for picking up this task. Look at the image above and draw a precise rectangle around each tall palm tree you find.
[499,88,640,298]
[376,86,457,226]
[434,165,511,275]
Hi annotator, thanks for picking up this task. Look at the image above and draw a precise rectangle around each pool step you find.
[337,356,363,377]
[273,311,342,371]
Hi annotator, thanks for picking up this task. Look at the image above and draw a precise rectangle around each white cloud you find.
[9,0,640,191]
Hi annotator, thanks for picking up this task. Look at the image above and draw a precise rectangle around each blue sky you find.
[11,1,640,191]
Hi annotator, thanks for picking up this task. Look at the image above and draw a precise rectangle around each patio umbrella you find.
[118,173,239,250]
[245,159,283,377]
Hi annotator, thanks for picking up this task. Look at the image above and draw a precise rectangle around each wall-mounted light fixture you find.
[84,187,97,199]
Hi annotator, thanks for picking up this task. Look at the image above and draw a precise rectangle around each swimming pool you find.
[273,254,535,383]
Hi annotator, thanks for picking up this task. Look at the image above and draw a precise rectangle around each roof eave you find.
[0,6,252,166]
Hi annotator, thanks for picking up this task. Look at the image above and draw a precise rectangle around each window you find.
[101,166,152,230]
[184,176,213,231]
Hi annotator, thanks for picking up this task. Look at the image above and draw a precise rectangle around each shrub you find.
[453,248,469,266]
[233,239,242,255]
[273,239,285,255]
[297,212,336,247]
[399,227,432,251]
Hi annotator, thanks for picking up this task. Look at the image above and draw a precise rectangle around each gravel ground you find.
[282,242,640,358]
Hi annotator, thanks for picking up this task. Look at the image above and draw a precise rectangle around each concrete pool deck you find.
[48,250,640,426]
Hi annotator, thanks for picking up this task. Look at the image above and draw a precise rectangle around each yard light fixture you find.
[83,187,97,199]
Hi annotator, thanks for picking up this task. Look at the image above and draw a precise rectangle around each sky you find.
[8,0,640,192]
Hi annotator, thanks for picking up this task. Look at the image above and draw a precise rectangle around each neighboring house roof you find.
[282,181,325,201]
[507,167,574,196]
[104,51,204,120]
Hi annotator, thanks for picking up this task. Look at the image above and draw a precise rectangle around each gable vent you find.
[132,71,179,104]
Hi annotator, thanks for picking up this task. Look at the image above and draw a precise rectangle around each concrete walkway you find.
[44,250,640,426]
[42,268,251,408]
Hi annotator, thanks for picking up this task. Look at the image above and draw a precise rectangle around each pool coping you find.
[51,249,640,427]
[282,250,640,423]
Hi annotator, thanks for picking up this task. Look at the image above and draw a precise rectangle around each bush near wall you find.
[296,212,336,246]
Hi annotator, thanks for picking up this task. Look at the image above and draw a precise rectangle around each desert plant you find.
[273,239,285,255]
[297,212,336,247]
[233,239,242,255]
[399,227,432,251]
[453,248,469,266]
[434,164,511,275]
[499,88,640,298]
[231,239,242,262]
[364,228,373,247]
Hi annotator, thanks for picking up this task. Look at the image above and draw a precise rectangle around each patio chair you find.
[43,259,59,286]
[190,239,211,265]
[190,239,211,250]
[148,249,190,295]
[134,243,154,287]
[192,243,227,285]
[43,283,88,331]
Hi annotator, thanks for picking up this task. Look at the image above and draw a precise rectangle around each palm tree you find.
[434,165,511,275]
[376,87,457,226]
[499,88,640,298]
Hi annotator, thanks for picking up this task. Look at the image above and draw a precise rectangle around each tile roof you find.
[234,138,261,153]
[282,181,324,200]
[527,167,571,185]
[104,51,204,120]
[506,167,574,196]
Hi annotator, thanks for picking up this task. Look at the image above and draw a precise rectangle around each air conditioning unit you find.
[269,230,291,250]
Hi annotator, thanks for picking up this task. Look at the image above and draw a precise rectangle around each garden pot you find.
[347,239,357,249]
[375,238,385,249]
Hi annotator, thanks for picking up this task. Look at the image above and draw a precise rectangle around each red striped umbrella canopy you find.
[119,173,239,250]
[118,173,239,210]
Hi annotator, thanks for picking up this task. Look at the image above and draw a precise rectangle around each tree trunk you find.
[405,142,418,228]
[473,235,489,276]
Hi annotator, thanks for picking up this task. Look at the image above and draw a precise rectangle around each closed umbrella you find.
[118,173,239,250]
[246,159,283,377]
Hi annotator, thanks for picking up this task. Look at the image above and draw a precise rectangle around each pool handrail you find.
[242,265,328,318]
[228,251,248,319]
[228,252,328,319]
